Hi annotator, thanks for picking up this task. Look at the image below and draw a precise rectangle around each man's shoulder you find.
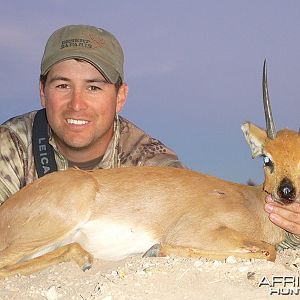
[2,111,37,132]
[119,115,145,132]
[1,111,37,143]
[2,111,37,127]
[118,116,183,167]
[118,115,162,145]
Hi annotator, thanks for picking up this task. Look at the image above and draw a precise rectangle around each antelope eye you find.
[262,155,274,172]
[263,156,270,165]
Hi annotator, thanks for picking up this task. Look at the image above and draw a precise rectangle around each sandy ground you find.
[1,249,300,300]
[0,250,300,300]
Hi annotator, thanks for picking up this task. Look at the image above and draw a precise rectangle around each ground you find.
[1,249,300,300]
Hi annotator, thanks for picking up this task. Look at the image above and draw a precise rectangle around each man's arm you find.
[0,127,26,204]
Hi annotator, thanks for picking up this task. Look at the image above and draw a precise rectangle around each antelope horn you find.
[263,59,276,139]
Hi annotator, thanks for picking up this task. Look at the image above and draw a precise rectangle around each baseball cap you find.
[40,25,124,83]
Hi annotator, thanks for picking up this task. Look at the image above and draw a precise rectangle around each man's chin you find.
[60,136,93,151]
[64,141,92,151]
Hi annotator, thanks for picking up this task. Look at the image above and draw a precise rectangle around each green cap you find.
[40,25,124,83]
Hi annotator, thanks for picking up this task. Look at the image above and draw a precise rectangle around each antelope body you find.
[0,62,299,278]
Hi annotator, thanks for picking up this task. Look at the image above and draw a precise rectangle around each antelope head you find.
[242,60,300,205]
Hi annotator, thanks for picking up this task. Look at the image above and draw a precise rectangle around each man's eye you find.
[89,85,101,91]
[56,84,69,89]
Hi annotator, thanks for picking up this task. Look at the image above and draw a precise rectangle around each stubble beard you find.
[52,123,114,159]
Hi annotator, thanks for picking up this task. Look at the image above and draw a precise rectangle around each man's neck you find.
[68,155,104,170]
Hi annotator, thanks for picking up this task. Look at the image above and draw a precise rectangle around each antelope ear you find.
[241,122,268,158]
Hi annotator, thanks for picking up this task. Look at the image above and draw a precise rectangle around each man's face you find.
[40,59,127,161]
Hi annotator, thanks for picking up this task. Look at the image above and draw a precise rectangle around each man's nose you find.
[68,89,87,111]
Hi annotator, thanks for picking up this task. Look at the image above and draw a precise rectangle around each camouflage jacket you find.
[0,111,183,204]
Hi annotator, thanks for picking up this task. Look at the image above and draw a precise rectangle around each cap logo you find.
[60,39,93,49]
[60,34,105,50]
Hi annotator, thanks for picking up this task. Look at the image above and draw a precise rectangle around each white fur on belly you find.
[73,219,158,261]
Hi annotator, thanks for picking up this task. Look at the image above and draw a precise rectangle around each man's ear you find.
[241,122,268,158]
[116,83,128,113]
[40,81,46,108]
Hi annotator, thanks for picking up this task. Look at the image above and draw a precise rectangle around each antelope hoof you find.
[82,262,92,272]
[81,255,93,271]
[143,244,161,257]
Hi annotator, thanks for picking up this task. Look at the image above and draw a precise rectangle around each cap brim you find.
[41,51,120,83]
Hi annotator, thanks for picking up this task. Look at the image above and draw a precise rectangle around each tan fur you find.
[263,129,300,200]
[0,123,299,278]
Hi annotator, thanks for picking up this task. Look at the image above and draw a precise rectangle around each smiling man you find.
[0,25,183,204]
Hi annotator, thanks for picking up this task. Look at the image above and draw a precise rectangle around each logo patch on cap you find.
[60,39,93,49]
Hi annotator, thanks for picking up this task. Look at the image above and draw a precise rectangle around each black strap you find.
[32,109,57,177]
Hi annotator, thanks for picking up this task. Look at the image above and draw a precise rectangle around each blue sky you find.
[0,1,299,184]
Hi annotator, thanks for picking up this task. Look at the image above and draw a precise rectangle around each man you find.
[0,24,183,204]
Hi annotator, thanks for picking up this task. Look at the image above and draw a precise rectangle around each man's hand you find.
[265,194,300,235]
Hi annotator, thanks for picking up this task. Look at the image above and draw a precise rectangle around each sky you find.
[0,0,299,184]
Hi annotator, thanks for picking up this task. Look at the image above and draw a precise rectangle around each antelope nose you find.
[278,177,296,202]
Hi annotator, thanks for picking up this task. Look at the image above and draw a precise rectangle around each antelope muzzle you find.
[277,177,297,204]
